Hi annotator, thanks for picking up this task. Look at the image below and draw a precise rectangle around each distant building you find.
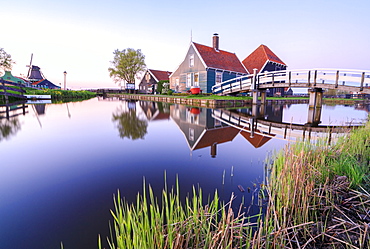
[285,87,293,96]
[0,71,29,86]
[28,65,60,89]
[32,79,60,89]
[242,45,287,97]
[139,69,171,94]
[170,34,248,93]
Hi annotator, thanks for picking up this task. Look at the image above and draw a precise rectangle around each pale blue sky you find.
[2,0,369,89]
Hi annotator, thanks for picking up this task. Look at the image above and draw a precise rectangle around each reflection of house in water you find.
[264,105,284,123]
[170,105,240,157]
[354,103,370,112]
[139,101,170,121]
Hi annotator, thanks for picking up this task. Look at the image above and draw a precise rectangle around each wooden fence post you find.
[335,70,339,88]
[360,72,365,91]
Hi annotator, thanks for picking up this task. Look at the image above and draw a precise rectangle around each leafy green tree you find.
[108,48,146,89]
[112,106,148,140]
[0,48,15,74]
[157,80,169,94]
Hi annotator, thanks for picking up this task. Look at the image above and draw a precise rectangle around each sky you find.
[2,0,370,90]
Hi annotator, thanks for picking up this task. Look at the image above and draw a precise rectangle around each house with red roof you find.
[170,34,248,93]
[139,69,172,94]
[242,45,287,96]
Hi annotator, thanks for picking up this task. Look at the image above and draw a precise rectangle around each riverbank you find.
[25,88,96,100]
[101,117,370,248]
[107,93,369,108]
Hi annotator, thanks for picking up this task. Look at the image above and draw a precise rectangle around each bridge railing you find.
[211,74,253,95]
[258,69,370,90]
[213,69,370,95]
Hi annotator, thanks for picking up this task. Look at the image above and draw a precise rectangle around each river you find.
[0,97,368,248]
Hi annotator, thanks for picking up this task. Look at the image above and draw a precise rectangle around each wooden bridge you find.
[212,68,370,97]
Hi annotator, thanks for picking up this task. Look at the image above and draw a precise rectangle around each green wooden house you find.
[170,34,248,93]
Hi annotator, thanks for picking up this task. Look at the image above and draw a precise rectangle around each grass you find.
[100,176,257,249]
[100,119,370,248]
[258,119,370,248]
[25,88,96,99]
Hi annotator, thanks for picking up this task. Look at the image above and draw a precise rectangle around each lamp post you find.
[63,71,67,90]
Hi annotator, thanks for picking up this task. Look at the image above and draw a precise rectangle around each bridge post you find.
[306,88,323,126]
[252,68,258,90]
[260,90,267,105]
[308,88,323,109]
[252,90,259,105]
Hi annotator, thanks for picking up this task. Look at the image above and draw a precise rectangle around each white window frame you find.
[189,54,194,67]
[194,73,199,87]
[216,72,222,84]
[186,73,192,87]
[189,128,194,141]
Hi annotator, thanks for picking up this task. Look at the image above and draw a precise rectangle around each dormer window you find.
[189,54,194,67]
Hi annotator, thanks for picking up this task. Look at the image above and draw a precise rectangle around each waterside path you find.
[106,94,369,108]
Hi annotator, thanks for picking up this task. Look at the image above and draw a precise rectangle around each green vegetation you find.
[101,118,370,248]
[0,48,15,73]
[25,88,96,99]
[100,178,256,249]
[108,48,146,89]
[157,80,169,94]
[260,120,370,248]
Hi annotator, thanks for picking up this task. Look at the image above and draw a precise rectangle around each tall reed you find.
[254,119,370,248]
[100,119,369,248]
[101,177,257,249]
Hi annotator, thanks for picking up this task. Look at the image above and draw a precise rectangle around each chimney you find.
[213,33,219,51]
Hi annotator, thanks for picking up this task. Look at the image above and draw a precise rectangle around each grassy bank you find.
[100,120,369,248]
[260,121,370,248]
[25,88,96,99]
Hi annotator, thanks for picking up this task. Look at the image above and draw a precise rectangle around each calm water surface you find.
[0,97,368,248]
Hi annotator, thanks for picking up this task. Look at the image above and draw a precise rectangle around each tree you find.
[0,48,15,74]
[108,48,146,89]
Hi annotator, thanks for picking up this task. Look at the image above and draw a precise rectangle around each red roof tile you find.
[193,42,247,74]
[242,45,286,74]
[193,126,239,150]
[149,69,172,82]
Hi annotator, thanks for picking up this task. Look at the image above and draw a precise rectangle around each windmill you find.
[26,54,45,82]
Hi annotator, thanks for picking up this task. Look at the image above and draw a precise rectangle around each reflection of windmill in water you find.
[26,54,60,89]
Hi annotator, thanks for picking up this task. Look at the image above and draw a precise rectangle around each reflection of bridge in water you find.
[0,100,28,120]
[211,109,355,144]
[114,99,365,158]
[166,103,362,158]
